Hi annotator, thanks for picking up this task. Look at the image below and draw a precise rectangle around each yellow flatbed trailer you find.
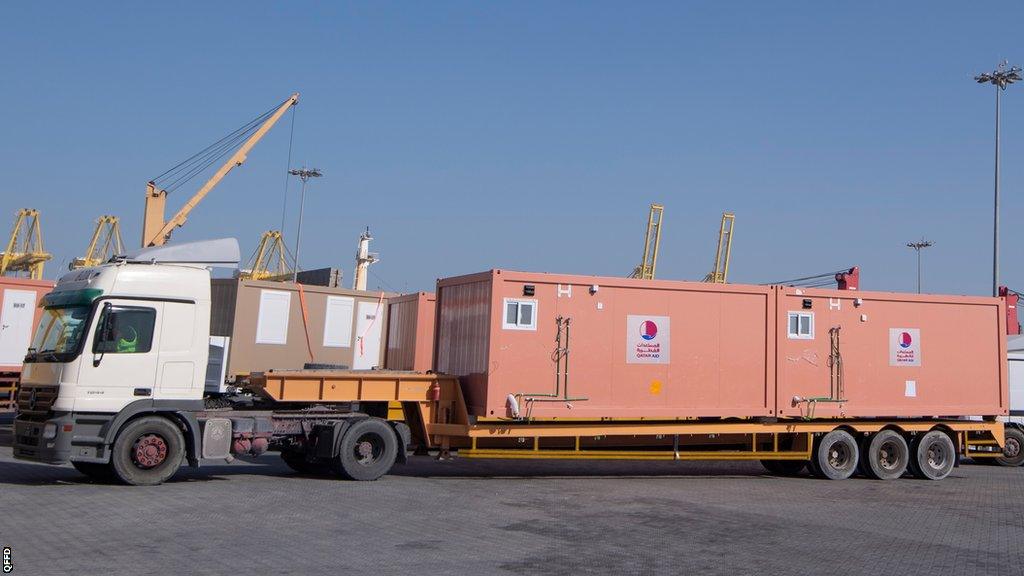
[249,370,1005,479]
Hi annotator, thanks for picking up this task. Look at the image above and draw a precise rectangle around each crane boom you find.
[142,93,299,247]
[629,204,664,280]
[703,212,735,283]
[71,215,124,269]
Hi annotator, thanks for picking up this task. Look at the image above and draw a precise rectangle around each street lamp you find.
[906,239,934,294]
[287,166,322,282]
[975,61,1021,296]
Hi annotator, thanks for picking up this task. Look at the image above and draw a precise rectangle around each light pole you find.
[975,61,1021,296]
[906,239,934,294]
[287,166,322,282]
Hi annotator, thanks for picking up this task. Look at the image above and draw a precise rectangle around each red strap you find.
[296,283,314,363]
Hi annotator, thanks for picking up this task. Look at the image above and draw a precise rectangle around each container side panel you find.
[487,274,771,419]
[777,290,1006,418]
[385,298,416,370]
[209,279,237,338]
[436,280,491,414]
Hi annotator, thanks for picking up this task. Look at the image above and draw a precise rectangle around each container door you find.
[0,289,38,366]
[353,301,384,369]
[74,301,163,412]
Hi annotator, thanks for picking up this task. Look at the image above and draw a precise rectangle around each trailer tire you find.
[909,430,956,480]
[862,430,909,480]
[280,451,333,475]
[110,416,185,486]
[995,428,1024,467]
[760,460,806,476]
[334,418,398,481]
[72,461,116,482]
[813,430,859,480]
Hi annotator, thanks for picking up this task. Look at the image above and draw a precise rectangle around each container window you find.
[787,312,814,339]
[503,298,538,331]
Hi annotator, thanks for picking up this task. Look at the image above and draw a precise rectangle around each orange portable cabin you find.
[434,270,1008,421]
[384,292,436,371]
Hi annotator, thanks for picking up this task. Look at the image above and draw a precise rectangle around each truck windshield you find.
[25,305,91,362]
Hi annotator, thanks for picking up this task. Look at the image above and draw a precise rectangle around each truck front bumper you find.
[13,413,75,464]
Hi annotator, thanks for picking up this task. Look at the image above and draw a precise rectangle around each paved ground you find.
[0,439,1022,576]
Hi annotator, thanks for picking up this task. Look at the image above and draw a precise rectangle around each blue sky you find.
[1,2,1021,295]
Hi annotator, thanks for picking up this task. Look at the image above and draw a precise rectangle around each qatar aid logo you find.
[627,315,670,364]
[898,331,913,348]
[890,328,921,367]
[640,320,658,340]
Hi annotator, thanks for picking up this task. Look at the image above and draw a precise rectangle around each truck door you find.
[0,289,38,366]
[74,301,162,413]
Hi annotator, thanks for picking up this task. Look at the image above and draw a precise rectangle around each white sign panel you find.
[889,328,921,367]
[626,315,670,364]
[255,290,291,345]
[323,296,355,348]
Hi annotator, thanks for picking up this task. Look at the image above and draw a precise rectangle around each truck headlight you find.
[42,423,57,440]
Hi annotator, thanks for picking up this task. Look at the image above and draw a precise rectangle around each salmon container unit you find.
[434,270,1008,420]
[1,277,55,372]
[384,292,436,371]
[211,279,392,378]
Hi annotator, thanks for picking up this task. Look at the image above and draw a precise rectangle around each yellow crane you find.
[142,93,299,247]
[629,204,664,280]
[703,212,735,283]
[71,215,124,270]
[0,208,51,280]
[240,230,294,281]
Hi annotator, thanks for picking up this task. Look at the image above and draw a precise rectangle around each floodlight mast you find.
[975,61,1021,296]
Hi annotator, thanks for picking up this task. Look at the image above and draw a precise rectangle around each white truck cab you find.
[14,240,235,473]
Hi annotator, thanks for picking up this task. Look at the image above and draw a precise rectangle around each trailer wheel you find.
[813,430,859,480]
[908,430,956,480]
[280,451,333,475]
[71,461,115,482]
[760,460,806,476]
[862,430,909,480]
[334,418,398,481]
[110,416,185,486]
[995,428,1024,467]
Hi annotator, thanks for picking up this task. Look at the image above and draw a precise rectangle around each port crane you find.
[0,208,51,279]
[240,230,294,281]
[629,203,664,280]
[71,215,124,270]
[703,212,735,283]
[141,93,299,247]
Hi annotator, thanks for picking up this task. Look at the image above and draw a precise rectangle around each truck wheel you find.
[862,430,909,480]
[72,461,115,482]
[995,428,1024,467]
[908,430,956,480]
[110,416,185,486]
[760,459,805,476]
[334,418,398,481]
[813,430,859,480]
[280,451,333,475]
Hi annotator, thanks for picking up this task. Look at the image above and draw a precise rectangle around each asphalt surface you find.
[0,437,1022,576]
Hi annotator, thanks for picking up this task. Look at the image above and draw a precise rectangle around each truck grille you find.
[16,385,58,417]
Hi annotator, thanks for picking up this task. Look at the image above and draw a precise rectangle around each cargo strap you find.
[296,283,314,362]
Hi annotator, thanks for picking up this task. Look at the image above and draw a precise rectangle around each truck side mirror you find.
[93,302,113,367]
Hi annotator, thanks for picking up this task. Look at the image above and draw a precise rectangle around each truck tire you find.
[110,416,185,486]
[813,430,859,480]
[995,428,1024,467]
[334,418,398,481]
[72,461,115,482]
[861,430,909,480]
[280,451,333,475]
[908,430,956,480]
[760,459,805,476]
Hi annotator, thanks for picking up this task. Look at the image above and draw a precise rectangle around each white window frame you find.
[502,298,538,331]
[787,311,814,340]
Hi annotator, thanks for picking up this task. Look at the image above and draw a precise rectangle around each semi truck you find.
[12,239,1008,485]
